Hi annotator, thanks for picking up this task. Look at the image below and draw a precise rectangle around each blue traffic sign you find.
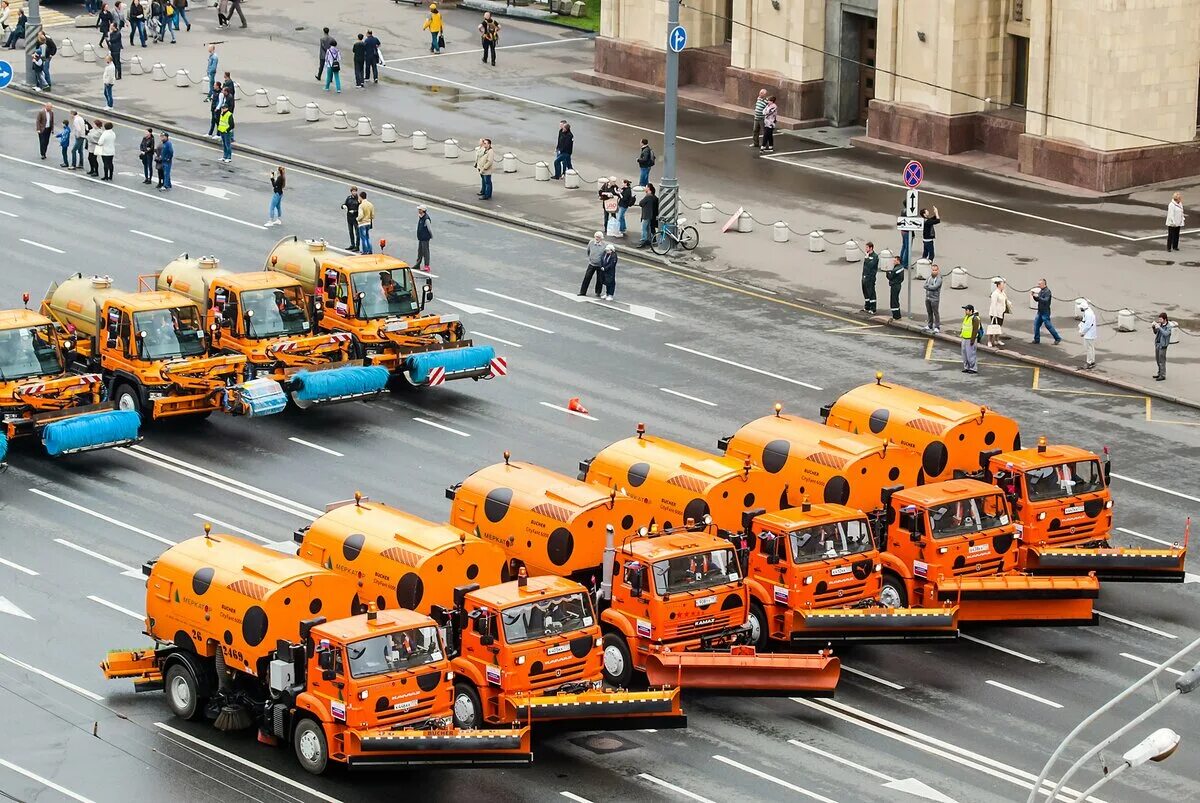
[0,60,13,90]
[668,25,687,53]
[902,160,924,188]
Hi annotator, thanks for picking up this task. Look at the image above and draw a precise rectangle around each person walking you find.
[216,0,229,27]
[923,263,942,333]
[172,0,190,32]
[1077,300,1098,370]
[551,120,573,180]
[637,183,659,248]
[364,29,381,84]
[228,0,246,28]
[151,0,173,43]
[414,206,432,272]
[266,166,285,226]
[206,82,224,137]
[351,33,366,89]
[986,277,1010,348]
[56,121,71,168]
[323,41,342,92]
[1030,278,1062,345]
[341,186,360,251]
[760,95,778,153]
[599,176,618,234]
[1165,192,1185,252]
[204,44,218,98]
[600,243,618,301]
[356,191,375,254]
[1152,313,1173,381]
[636,138,654,187]
[102,55,117,108]
[422,4,443,53]
[96,3,113,47]
[750,88,767,149]
[35,103,54,160]
[86,119,102,175]
[70,111,87,169]
[129,0,146,45]
[960,304,982,374]
[316,28,332,81]
[478,11,499,66]
[37,31,56,90]
[860,241,879,314]
[97,121,116,181]
[108,24,123,78]
[138,127,154,183]
[112,1,126,33]
[579,232,606,297]
[920,206,940,260]
[616,179,633,238]
[157,132,173,190]
[474,138,494,200]
[885,255,904,320]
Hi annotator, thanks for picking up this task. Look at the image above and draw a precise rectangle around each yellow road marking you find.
[1031,366,1039,390]
[1036,387,1143,400]
[1146,397,1200,427]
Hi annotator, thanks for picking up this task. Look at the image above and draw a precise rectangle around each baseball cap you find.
[962,304,975,311]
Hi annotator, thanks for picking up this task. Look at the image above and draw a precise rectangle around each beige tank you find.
[265,237,334,294]
[43,274,130,338]
[156,255,231,309]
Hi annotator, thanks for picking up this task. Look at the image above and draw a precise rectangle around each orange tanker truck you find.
[102,530,531,774]
[448,456,840,694]
[265,237,505,388]
[293,494,685,731]
[823,375,1186,582]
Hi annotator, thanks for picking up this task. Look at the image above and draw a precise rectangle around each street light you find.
[1069,728,1181,802]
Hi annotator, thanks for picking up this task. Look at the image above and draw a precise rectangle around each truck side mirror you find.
[1103,459,1112,487]
[317,648,336,680]
[899,510,924,542]
[423,279,434,303]
[312,303,324,322]
[630,568,644,598]
[479,634,494,647]
[766,539,782,565]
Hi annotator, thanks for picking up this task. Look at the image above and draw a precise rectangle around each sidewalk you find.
[25,0,1199,407]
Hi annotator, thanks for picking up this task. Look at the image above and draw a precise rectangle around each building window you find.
[724,0,734,43]
[1011,35,1029,108]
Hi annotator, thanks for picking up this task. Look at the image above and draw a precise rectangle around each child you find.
[56,120,71,167]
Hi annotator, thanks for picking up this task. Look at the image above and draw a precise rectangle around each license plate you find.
[546,644,569,656]
[695,595,717,607]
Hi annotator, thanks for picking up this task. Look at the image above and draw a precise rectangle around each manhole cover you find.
[1145,259,1174,266]
[1011,256,1037,264]
[1179,261,1200,267]
[567,733,640,754]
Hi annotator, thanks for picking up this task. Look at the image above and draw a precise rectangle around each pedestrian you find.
[760,95,777,153]
[1078,299,1097,370]
[886,254,904,320]
[96,3,113,47]
[206,82,224,136]
[138,127,154,183]
[35,103,54,160]
[156,131,174,189]
[0,1,10,37]
[265,166,285,226]
[422,4,443,54]
[30,49,47,91]
[316,27,332,81]
[102,55,116,108]
[356,190,375,254]
[1030,278,1062,345]
[70,111,87,169]
[341,185,360,251]
[750,88,767,149]
[216,0,228,27]
[352,33,366,89]
[222,71,235,105]
[415,205,432,271]
[478,11,499,66]
[551,120,573,180]
[97,121,116,181]
[323,40,342,92]
[636,138,655,187]
[616,178,633,238]
[579,231,606,297]
[56,120,71,167]
[1152,312,1173,381]
[129,0,146,46]
[960,304,982,374]
[108,24,123,78]
[151,0,173,43]
[600,243,618,301]
[860,241,878,314]
[923,263,942,333]
[204,44,218,98]
[599,176,618,234]
[986,277,1010,348]
[920,206,940,260]
[112,1,126,32]
[637,183,659,248]
[364,29,381,83]
[86,119,102,175]
[1165,192,1185,252]
[173,0,190,32]
[217,105,234,162]
[474,138,494,200]
[37,31,56,90]
[228,0,246,28]
[2,6,22,49]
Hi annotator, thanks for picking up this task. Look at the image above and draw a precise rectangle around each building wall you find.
[732,0,825,81]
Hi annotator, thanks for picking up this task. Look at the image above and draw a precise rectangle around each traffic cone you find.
[567,397,589,415]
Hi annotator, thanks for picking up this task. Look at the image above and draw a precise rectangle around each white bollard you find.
[878,249,893,264]
[950,266,969,290]
[808,231,825,252]
[174,69,190,87]
[332,110,349,130]
[737,211,754,233]
[412,131,428,150]
[502,153,517,173]
[61,37,74,57]
[304,102,320,122]
[254,88,269,108]
[534,161,551,181]
[1116,309,1137,332]
[129,55,144,75]
[699,202,716,224]
[381,123,396,143]
[151,62,168,81]
[83,43,97,63]
[773,222,790,243]
[357,117,373,136]
[276,96,290,114]
[563,169,580,189]
[443,138,459,158]
[844,240,859,262]
[913,257,931,279]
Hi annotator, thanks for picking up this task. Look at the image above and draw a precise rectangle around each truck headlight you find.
[359,690,368,700]
[595,638,603,648]
[1037,512,1047,520]
[516,655,525,665]
[445,671,454,681]
[1105,500,1113,509]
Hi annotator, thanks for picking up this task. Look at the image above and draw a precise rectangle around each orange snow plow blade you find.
[346,724,532,769]
[507,687,685,729]
[1023,545,1186,583]
[936,574,1099,625]
[642,646,840,696]
[793,606,959,642]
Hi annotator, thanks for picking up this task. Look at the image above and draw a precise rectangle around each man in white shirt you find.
[1078,300,1098,370]
[69,111,87,169]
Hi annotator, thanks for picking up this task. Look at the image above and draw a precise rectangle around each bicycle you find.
[650,215,699,255]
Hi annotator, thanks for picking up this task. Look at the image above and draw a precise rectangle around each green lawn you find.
[551,0,600,31]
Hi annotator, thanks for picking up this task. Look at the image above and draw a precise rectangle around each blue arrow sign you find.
[668,25,687,53]
[0,60,13,90]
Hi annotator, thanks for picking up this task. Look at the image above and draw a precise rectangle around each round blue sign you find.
[668,25,687,53]
[0,60,13,90]
[902,160,924,188]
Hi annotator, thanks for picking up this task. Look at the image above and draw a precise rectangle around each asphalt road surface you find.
[0,93,1198,803]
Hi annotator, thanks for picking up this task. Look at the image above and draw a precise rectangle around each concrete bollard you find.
[174,69,190,88]
[381,123,397,143]
[443,138,459,158]
[357,117,373,136]
[699,202,716,224]
[252,88,268,107]
[151,62,168,81]
[808,231,825,252]
[878,249,893,265]
[276,96,291,114]
[773,222,789,243]
[844,240,859,261]
[737,211,754,233]
[332,110,349,130]
[61,37,74,57]
[129,55,144,75]
[83,43,96,63]
[502,153,517,173]
[950,267,969,290]
[304,102,320,122]
[563,169,580,189]
[534,161,551,181]
[412,131,428,150]
[913,257,931,279]
[1116,309,1137,332]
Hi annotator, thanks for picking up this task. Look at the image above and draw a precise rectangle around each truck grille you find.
[662,612,739,641]
[527,659,589,692]
[1045,519,1105,546]
[813,580,872,606]
[373,694,438,727]
[953,557,1004,577]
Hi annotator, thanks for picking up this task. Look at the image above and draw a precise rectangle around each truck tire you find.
[746,600,769,650]
[879,572,908,609]
[164,662,204,721]
[293,718,329,775]
[113,382,144,419]
[601,632,633,689]
[452,681,483,729]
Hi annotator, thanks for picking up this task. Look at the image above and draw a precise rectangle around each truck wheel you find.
[164,662,204,721]
[113,383,143,418]
[293,718,329,775]
[879,573,908,609]
[452,681,483,729]
[601,632,633,689]
[746,600,769,650]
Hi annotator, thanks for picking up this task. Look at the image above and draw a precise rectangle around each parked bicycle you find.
[650,215,699,255]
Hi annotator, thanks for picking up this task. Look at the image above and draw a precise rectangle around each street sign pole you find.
[658,0,681,248]
[25,0,42,88]
[899,163,924,322]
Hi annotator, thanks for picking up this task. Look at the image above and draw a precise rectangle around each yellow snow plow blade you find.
[507,687,685,729]
[1023,545,1186,583]
[794,606,959,642]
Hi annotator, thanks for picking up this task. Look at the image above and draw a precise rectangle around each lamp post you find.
[24,0,42,87]
[1069,728,1181,802]
[657,0,681,249]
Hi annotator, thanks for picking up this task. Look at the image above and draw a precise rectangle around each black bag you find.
[438,33,445,49]
[973,314,984,343]
[330,58,340,73]
[648,149,656,167]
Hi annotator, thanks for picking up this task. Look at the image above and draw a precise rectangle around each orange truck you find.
[151,256,390,409]
[823,376,1186,582]
[448,456,841,694]
[102,531,531,774]
[265,237,504,388]
[293,494,686,731]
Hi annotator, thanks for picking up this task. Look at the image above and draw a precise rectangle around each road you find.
[0,91,1198,803]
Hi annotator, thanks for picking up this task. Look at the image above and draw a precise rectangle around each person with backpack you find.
[616,179,634,238]
[478,11,499,66]
[37,32,57,89]
[139,127,155,183]
[960,303,982,374]
[421,4,443,54]
[636,138,655,187]
[414,206,433,272]
[323,40,342,93]
[172,0,190,32]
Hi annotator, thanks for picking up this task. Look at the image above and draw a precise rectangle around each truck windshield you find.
[352,268,418,319]
[927,494,1009,539]
[0,325,63,381]
[653,549,739,595]
[133,307,206,360]
[501,592,593,644]
[789,519,873,564]
[1024,461,1105,502]
[346,626,443,679]
[241,287,310,338]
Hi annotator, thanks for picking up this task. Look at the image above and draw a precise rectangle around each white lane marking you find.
[18,237,65,254]
[1115,527,1178,548]
[1110,473,1200,504]
[171,181,241,200]
[638,773,717,803]
[787,744,960,803]
[287,436,345,458]
[659,387,717,407]
[789,739,892,781]
[699,135,753,144]
[413,417,471,437]
[476,288,621,331]
[471,330,523,348]
[0,189,22,199]
[391,35,591,61]
[129,228,175,243]
[841,664,905,691]
[441,298,555,333]
[1118,652,1185,677]
[1096,610,1177,639]
[712,755,839,803]
[88,595,144,621]
[0,651,104,702]
[0,597,34,620]
[540,401,598,422]
[545,288,674,321]
[960,633,1044,664]
[30,488,176,547]
[666,343,823,391]
[560,794,594,803]
[154,723,345,803]
[985,679,1062,709]
[54,538,142,578]
[770,146,842,156]
[32,180,126,209]
[0,556,38,576]
[1126,228,1200,242]
[191,514,270,544]
[0,758,98,803]
[0,209,17,217]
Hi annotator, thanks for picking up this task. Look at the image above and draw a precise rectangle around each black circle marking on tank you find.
[627,462,651,488]
[888,467,901,481]
[192,567,215,596]
[484,487,513,523]
[743,493,756,508]
[547,528,574,567]
[396,573,424,609]
[242,606,269,648]
[922,442,948,478]
[761,439,789,474]
[309,598,323,615]
[868,408,889,434]
[621,514,634,530]
[824,476,850,505]
[342,532,365,562]
[683,498,710,526]
[223,630,233,646]
[376,595,386,610]
[466,563,479,580]
[984,430,996,446]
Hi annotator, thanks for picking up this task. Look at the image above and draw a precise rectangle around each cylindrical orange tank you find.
[719,409,922,514]
[821,378,1021,483]
[581,429,775,534]
[295,496,508,614]
[145,534,361,675]
[447,460,652,581]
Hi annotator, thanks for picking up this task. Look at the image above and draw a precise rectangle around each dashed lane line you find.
[0,556,38,576]
[0,651,104,702]
[191,513,270,544]
[1095,610,1177,639]
[413,417,471,437]
[30,488,176,547]
[0,759,97,803]
[288,436,345,458]
[665,343,823,391]
[540,401,598,422]
[638,773,717,803]
[87,595,144,621]
[984,679,1062,709]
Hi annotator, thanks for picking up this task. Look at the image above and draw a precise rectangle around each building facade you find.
[589,0,1200,191]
